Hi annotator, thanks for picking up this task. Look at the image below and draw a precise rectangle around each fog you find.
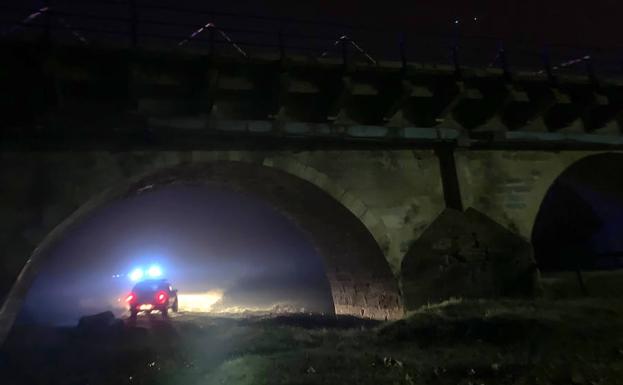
[18,185,335,325]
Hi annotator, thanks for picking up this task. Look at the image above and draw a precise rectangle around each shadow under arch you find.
[0,160,403,343]
[531,152,623,272]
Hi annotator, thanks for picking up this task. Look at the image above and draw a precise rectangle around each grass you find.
[2,299,623,384]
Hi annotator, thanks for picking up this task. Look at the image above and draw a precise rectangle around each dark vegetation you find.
[2,299,623,385]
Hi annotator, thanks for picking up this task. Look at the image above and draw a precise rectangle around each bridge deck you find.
[2,41,623,150]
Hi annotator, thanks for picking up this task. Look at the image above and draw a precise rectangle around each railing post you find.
[278,26,285,62]
[129,0,137,48]
[341,36,348,69]
[452,45,461,78]
[541,47,555,84]
[208,25,215,58]
[584,54,598,87]
[499,42,511,81]
[451,20,461,78]
[399,32,407,73]
[43,0,51,43]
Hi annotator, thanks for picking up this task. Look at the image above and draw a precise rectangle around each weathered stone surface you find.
[454,150,622,240]
[2,144,622,347]
[7,42,623,136]
[401,208,539,310]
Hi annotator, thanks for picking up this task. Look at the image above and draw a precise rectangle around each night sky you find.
[19,185,334,325]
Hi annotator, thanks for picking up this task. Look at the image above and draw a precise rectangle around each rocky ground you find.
[1,299,623,385]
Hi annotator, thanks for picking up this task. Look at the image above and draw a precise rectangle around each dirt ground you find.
[2,299,623,385]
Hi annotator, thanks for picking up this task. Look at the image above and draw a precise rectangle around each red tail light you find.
[125,292,137,304]
[155,290,168,305]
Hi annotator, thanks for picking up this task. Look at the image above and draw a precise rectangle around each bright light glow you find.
[147,265,163,278]
[176,290,307,315]
[129,268,144,282]
[125,293,136,303]
[177,290,224,312]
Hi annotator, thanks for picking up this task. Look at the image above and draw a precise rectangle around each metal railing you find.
[1,0,621,77]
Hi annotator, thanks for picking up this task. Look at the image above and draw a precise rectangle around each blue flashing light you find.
[129,268,144,282]
[147,265,163,278]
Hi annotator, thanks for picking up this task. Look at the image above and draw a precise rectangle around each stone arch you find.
[455,150,623,243]
[178,151,390,258]
[0,156,402,344]
[531,152,623,271]
[257,155,391,256]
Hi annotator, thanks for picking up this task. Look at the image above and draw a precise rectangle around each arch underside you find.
[532,152,623,271]
[0,160,402,344]
[125,162,403,319]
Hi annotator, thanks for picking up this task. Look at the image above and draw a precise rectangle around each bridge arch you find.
[0,153,402,343]
[531,152,623,271]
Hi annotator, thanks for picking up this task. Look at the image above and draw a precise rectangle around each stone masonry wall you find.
[454,150,620,240]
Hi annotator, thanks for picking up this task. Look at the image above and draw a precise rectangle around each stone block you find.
[351,83,379,96]
[347,126,388,138]
[214,120,247,132]
[401,208,539,310]
[248,120,273,133]
[402,127,437,139]
[283,122,311,135]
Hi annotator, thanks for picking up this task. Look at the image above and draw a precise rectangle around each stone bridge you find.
[1,42,623,343]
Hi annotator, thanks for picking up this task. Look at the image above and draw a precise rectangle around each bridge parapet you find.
[2,42,623,148]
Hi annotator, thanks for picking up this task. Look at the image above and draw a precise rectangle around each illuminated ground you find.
[2,299,623,385]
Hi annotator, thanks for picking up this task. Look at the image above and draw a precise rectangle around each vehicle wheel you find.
[161,307,168,319]
[172,298,178,313]
[130,308,138,321]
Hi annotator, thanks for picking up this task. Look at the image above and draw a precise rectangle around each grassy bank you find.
[2,299,623,385]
